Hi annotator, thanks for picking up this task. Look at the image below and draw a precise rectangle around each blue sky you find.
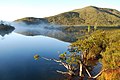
[0,0,120,21]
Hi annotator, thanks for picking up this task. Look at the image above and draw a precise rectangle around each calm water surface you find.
[0,32,70,80]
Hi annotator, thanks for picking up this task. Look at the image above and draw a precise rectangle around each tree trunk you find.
[79,63,82,76]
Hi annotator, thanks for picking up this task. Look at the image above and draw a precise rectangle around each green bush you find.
[71,30,120,79]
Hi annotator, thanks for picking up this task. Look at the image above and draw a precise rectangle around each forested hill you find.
[15,6,120,26]
[15,17,49,25]
[46,6,120,26]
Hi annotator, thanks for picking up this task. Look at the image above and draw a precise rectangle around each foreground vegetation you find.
[34,26,120,80]
[71,30,120,80]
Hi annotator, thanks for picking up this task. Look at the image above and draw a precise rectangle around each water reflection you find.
[16,29,78,42]
[11,22,87,42]
[0,32,70,80]
[0,26,15,37]
[0,24,102,80]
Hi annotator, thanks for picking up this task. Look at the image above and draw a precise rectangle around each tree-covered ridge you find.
[14,6,120,26]
[15,17,49,25]
[46,12,85,25]
[71,30,120,79]
[47,6,120,26]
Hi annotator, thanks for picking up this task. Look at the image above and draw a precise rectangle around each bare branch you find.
[56,70,70,75]
[41,57,69,70]
[92,69,105,79]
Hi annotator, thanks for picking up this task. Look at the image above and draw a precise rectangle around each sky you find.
[0,0,120,21]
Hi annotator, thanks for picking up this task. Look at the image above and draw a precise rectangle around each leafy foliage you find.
[34,54,40,60]
[71,30,120,79]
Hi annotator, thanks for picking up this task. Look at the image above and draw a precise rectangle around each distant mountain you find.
[15,17,49,25]
[14,6,120,26]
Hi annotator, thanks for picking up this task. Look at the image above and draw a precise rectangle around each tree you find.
[88,25,90,33]
[0,20,4,25]
[34,48,103,79]
[94,23,97,30]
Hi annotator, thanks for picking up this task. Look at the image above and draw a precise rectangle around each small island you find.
[0,21,15,37]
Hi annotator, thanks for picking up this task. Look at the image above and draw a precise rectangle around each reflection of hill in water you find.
[13,23,88,42]
[16,29,78,42]
[0,25,15,37]
[14,25,86,42]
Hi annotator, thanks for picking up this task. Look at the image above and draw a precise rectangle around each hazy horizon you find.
[0,0,120,21]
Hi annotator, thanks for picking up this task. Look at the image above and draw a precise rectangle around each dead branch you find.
[91,69,105,79]
[78,60,92,77]
[56,70,75,75]
[56,70,69,75]
[41,57,75,75]
[79,63,82,76]
[41,57,71,70]
[41,56,103,79]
